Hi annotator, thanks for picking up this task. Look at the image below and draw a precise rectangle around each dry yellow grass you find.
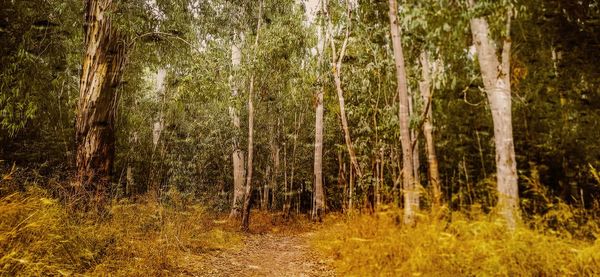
[0,186,242,276]
[313,209,600,276]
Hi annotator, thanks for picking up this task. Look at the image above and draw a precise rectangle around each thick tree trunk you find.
[388,0,417,224]
[241,1,263,231]
[312,88,325,220]
[469,7,519,229]
[76,0,126,202]
[229,35,246,219]
[419,52,442,207]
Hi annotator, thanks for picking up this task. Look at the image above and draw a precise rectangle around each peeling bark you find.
[76,0,126,203]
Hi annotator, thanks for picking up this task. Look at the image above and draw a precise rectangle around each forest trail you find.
[198,232,335,277]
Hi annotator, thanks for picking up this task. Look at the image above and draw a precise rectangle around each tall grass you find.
[0,185,241,276]
[313,209,600,276]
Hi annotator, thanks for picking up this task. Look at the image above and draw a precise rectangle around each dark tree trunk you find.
[75,0,126,203]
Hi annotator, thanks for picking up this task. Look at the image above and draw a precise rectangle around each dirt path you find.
[197,232,335,277]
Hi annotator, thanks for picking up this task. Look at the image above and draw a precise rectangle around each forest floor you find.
[3,183,600,276]
[198,231,335,277]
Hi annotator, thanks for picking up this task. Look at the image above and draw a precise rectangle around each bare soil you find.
[197,232,335,277]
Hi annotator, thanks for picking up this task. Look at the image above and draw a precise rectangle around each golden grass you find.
[313,209,600,276]
[0,186,242,276]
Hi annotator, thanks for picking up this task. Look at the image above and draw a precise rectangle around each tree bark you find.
[229,34,246,219]
[388,0,418,224]
[313,87,325,220]
[241,1,263,231]
[419,52,442,208]
[76,0,126,203]
[469,4,519,229]
[310,0,326,221]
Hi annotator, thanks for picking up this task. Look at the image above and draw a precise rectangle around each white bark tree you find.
[469,0,519,229]
[388,0,418,224]
[303,0,327,221]
[241,0,263,231]
[229,34,246,219]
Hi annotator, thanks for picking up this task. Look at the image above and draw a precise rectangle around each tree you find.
[75,0,127,201]
[302,0,327,221]
[241,0,264,231]
[229,34,246,219]
[419,51,442,208]
[388,0,418,224]
[468,0,519,228]
[326,0,363,181]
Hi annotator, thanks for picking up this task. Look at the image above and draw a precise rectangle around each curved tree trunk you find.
[76,0,126,205]
[388,0,417,225]
[469,4,519,229]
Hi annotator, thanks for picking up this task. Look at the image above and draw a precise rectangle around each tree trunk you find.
[312,87,325,220]
[388,0,417,225]
[310,0,327,221]
[327,2,362,178]
[241,1,263,231]
[419,52,442,207]
[241,73,255,230]
[285,112,302,217]
[76,0,126,203]
[410,90,420,192]
[229,35,245,219]
[469,5,519,229]
[149,68,167,196]
[269,123,280,210]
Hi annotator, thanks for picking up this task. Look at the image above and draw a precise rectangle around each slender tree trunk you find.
[469,3,519,229]
[283,135,288,213]
[419,52,442,207]
[229,35,246,219]
[241,75,255,230]
[388,0,417,224]
[270,125,280,210]
[285,112,302,217]
[148,68,167,196]
[409,91,420,190]
[326,2,362,178]
[76,0,126,204]
[241,1,263,230]
[313,87,325,220]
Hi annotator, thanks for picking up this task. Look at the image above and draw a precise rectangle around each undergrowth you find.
[0,185,242,276]
[313,209,600,276]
